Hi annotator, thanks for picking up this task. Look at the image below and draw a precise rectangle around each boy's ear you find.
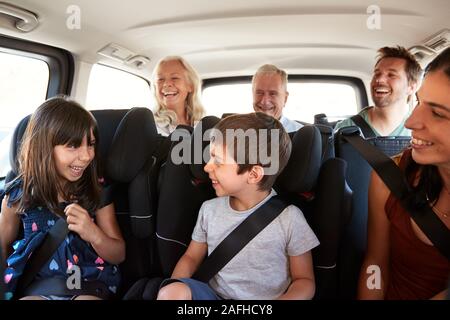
[248,165,265,185]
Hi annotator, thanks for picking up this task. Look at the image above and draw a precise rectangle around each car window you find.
[202,79,361,123]
[86,64,152,110]
[0,51,49,177]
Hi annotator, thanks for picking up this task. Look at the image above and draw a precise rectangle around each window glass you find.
[86,64,151,110]
[0,52,49,176]
[202,80,359,123]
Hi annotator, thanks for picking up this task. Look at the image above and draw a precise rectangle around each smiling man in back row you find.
[252,64,303,133]
[334,46,423,137]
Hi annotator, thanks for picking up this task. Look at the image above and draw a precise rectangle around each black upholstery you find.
[8,115,31,178]
[335,126,411,299]
[277,125,322,192]
[101,108,163,295]
[314,113,339,129]
[156,116,220,277]
[311,157,351,299]
[277,125,350,299]
[316,124,335,163]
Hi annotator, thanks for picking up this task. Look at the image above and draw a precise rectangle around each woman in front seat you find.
[152,56,205,136]
[358,48,450,300]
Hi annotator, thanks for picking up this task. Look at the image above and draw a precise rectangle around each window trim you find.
[95,63,151,87]
[203,75,368,111]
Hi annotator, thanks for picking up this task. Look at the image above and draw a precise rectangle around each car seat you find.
[2,108,162,298]
[125,123,351,299]
[334,126,411,299]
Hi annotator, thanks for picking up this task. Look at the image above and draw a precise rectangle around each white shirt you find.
[280,115,303,133]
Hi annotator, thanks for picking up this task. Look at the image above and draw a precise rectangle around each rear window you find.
[202,77,365,123]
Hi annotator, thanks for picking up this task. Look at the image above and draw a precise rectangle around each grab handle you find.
[0,2,39,32]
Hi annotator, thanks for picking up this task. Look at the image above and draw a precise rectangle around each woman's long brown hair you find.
[16,97,101,216]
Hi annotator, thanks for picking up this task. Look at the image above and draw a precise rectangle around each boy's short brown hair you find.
[211,112,292,191]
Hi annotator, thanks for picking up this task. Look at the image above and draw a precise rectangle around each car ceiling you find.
[1,0,449,80]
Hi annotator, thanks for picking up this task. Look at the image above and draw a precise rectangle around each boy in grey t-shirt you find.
[157,112,319,300]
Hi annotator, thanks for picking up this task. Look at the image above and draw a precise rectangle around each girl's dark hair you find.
[16,96,101,216]
[404,47,450,209]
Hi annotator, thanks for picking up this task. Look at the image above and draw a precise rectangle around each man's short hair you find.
[375,46,423,85]
[252,64,288,91]
[211,112,291,191]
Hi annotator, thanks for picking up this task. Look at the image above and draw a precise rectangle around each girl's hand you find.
[65,203,99,244]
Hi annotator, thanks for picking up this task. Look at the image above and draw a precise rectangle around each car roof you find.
[3,0,449,81]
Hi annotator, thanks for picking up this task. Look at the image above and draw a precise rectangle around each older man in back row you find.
[252,64,303,133]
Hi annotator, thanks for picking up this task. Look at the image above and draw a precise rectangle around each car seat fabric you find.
[8,115,31,178]
[107,107,159,238]
[277,125,350,299]
[156,116,220,277]
[104,108,163,294]
[316,124,335,163]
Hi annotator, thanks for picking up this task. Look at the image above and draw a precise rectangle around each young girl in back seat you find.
[0,97,125,300]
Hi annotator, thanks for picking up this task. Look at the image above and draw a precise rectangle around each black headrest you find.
[9,115,31,175]
[91,109,129,161]
[189,116,221,180]
[336,125,362,137]
[107,108,159,182]
[277,125,322,193]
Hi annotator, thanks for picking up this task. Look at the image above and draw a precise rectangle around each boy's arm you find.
[277,251,315,300]
[171,240,208,278]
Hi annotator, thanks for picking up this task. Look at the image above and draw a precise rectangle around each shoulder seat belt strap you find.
[14,218,69,298]
[350,114,376,139]
[342,132,450,260]
[193,195,289,282]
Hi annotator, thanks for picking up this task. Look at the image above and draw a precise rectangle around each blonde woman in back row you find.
[152,56,205,136]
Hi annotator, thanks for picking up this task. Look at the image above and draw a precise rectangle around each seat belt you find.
[341,132,450,260]
[193,195,289,283]
[13,217,69,298]
[350,114,376,139]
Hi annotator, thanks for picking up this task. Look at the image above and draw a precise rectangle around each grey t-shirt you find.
[192,189,319,300]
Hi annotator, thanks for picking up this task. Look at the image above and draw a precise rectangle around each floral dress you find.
[1,179,120,300]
